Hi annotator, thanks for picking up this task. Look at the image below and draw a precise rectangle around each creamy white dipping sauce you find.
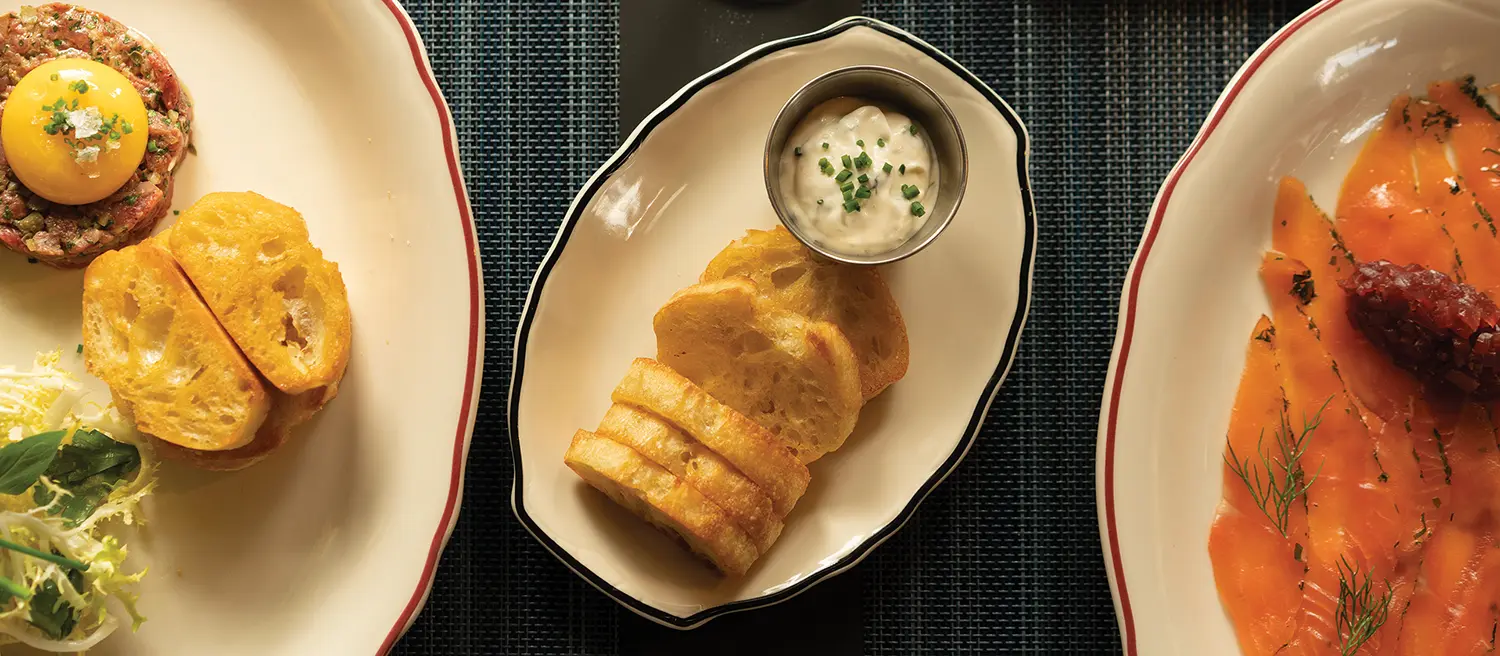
[779,98,937,256]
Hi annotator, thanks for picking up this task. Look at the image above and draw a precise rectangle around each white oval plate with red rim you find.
[1097,0,1500,653]
[0,1,481,653]
[510,17,1036,630]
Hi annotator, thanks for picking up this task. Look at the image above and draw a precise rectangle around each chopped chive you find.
[908,124,918,135]
[857,174,869,184]
[818,157,834,175]
[854,152,872,170]
[899,164,906,174]
[821,142,829,150]
[839,181,855,193]
[855,187,871,199]
[0,537,87,571]
[75,344,83,354]
[911,201,925,216]
[856,139,865,148]
[877,138,886,147]
[901,184,921,200]
[48,73,58,81]
[841,154,853,169]
[842,189,854,201]
[883,162,893,174]
[0,575,30,602]
[794,146,803,157]
[843,200,861,213]
[835,169,852,183]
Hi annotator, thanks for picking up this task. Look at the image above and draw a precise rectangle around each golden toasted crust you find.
[611,358,809,515]
[149,383,338,471]
[655,278,863,464]
[701,227,909,400]
[564,430,760,576]
[82,244,269,451]
[597,403,783,552]
[168,192,352,395]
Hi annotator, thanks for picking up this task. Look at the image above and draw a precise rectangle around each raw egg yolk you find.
[1,58,148,206]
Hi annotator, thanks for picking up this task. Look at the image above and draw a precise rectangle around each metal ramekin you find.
[764,65,967,265]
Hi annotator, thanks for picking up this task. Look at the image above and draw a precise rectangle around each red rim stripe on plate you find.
[374,1,482,654]
[1101,1,1343,654]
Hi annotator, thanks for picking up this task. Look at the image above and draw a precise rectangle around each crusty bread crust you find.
[82,244,269,451]
[564,430,759,576]
[611,358,809,516]
[168,192,352,395]
[597,403,783,552]
[701,227,909,400]
[655,279,863,464]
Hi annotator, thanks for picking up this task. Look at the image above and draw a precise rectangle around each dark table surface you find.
[390,1,1318,654]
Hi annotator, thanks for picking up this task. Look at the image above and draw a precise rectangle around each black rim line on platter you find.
[505,15,1038,630]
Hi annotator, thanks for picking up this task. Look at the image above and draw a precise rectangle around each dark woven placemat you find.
[392,1,1315,654]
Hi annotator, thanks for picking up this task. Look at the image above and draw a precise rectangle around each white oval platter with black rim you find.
[509,16,1036,628]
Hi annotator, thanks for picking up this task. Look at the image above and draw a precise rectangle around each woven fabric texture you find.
[393,1,1315,654]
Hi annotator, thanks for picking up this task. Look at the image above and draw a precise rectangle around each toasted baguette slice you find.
[655,279,863,464]
[149,378,340,471]
[150,383,338,471]
[611,358,809,515]
[168,192,352,395]
[701,227,909,400]
[82,244,269,451]
[564,430,759,576]
[597,403,783,552]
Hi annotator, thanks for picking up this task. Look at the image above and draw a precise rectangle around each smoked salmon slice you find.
[1336,96,1458,276]
[1209,316,1304,654]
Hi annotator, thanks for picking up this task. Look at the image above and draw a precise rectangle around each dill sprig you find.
[1336,556,1393,656]
[1224,396,1332,537]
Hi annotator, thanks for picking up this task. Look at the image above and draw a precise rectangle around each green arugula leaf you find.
[27,573,80,639]
[0,431,64,495]
[32,429,140,527]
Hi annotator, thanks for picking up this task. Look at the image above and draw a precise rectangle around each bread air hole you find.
[137,307,172,367]
[770,265,806,289]
[727,331,772,356]
[273,265,320,367]
[260,237,286,259]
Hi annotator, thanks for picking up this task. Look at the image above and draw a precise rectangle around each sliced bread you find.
[597,402,783,552]
[148,383,337,471]
[654,278,863,464]
[611,358,809,515]
[564,430,759,576]
[701,227,909,400]
[168,192,352,395]
[82,244,269,451]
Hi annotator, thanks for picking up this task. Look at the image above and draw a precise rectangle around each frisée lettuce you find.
[0,351,155,651]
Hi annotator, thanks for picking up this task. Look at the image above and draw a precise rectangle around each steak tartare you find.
[0,3,191,268]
